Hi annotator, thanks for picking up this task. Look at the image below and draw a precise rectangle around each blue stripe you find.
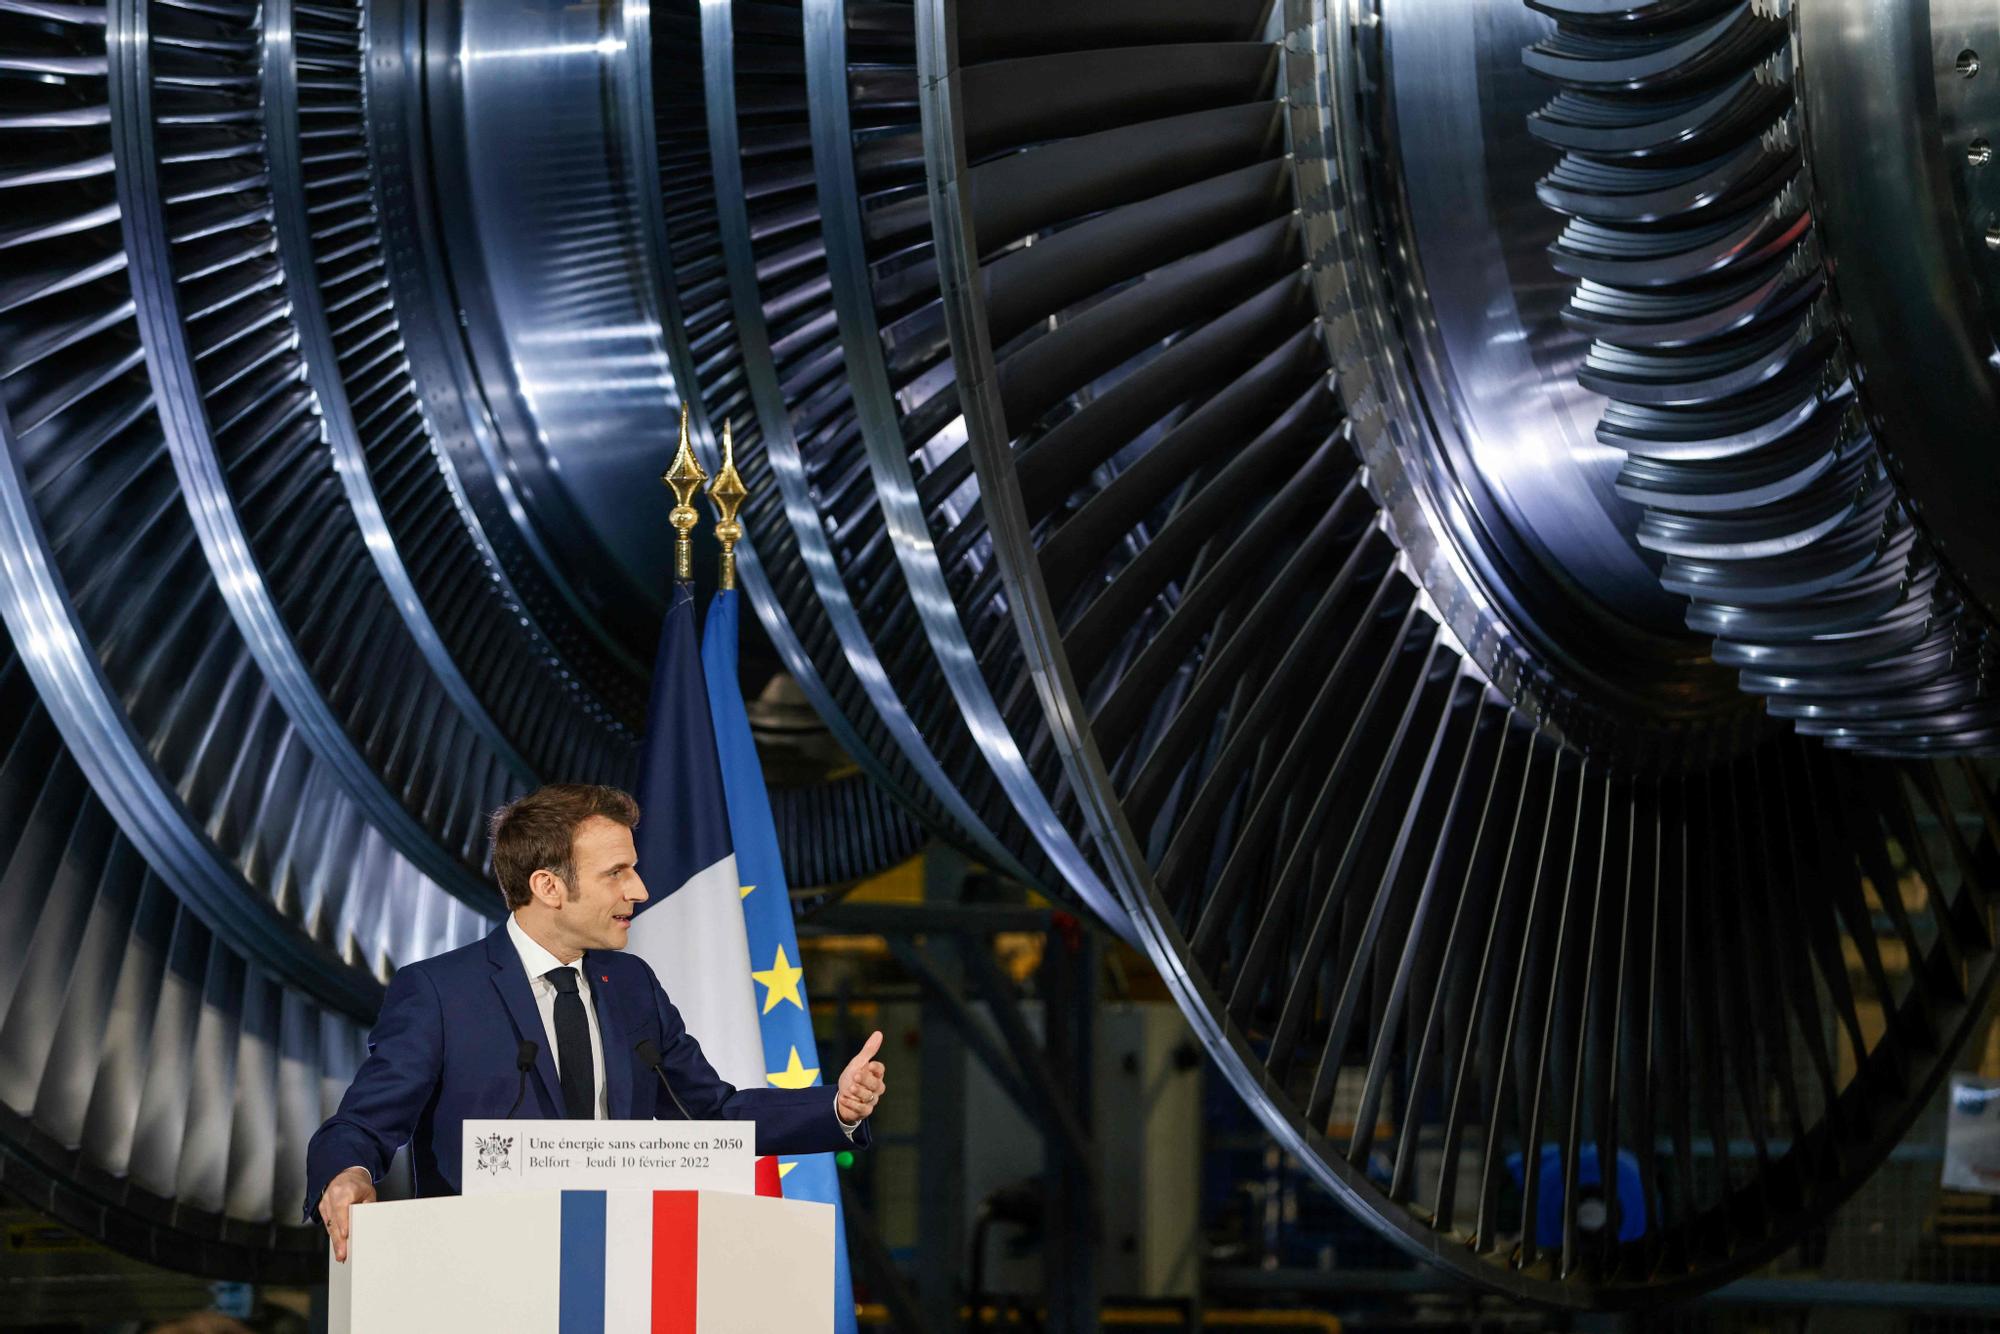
[559,1190,606,1334]
[633,583,734,924]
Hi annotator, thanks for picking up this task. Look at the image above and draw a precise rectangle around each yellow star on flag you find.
[739,883,755,899]
[751,943,806,1015]
[778,1161,799,1181]
[766,1045,819,1089]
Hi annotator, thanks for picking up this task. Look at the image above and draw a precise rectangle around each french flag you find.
[560,1191,700,1334]
[551,1189,834,1331]
[624,580,764,1092]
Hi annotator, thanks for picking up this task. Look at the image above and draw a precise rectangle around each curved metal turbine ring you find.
[1528,0,2000,752]
[907,0,2000,1304]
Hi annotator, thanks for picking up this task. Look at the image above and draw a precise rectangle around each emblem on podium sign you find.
[472,1133,516,1178]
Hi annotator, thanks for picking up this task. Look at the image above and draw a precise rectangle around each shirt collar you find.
[507,914,580,986]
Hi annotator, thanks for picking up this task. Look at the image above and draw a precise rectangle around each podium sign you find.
[330,1189,835,1332]
[461,1119,753,1195]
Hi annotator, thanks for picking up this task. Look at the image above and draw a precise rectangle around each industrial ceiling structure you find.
[1,0,1997,1308]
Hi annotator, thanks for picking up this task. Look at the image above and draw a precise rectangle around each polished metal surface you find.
[636,0,1046,889]
[109,0,507,910]
[1802,0,2000,618]
[697,0,1041,893]
[1321,0,1750,752]
[844,0,1130,937]
[0,414,398,1021]
[5,0,2000,1305]
[909,0,1997,1305]
[795,0,1066,905]
[260,0,536,792]
[1528,0,2000,752]
[0,0,446,1246]
[426,0,679,654]
[281,0,638,782]
[1381,0,1685,640]
[365,0,653,715]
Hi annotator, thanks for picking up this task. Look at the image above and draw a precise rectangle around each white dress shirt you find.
[507,915,609,1119]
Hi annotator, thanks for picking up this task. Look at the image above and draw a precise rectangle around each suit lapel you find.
[485,926,562,1114]
[586,951,634,1118]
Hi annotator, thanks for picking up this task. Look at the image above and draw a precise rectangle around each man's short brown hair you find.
[487,784,640,911]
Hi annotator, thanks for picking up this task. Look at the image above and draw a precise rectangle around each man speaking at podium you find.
[305,785,888,1261]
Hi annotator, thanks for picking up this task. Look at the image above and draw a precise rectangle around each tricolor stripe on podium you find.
[333,1189,832,1332]
[558,1192,700,1334]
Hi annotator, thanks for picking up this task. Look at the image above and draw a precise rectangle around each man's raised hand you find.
[317,1165,376,1263]
[835,1029,887,1126]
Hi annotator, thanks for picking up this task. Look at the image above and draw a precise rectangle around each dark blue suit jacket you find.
[303,924,863,1220]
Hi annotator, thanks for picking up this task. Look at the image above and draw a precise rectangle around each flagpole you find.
[663,404,708,584]
[706,418,748,593]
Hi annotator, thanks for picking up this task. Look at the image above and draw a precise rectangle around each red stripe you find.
[651,1191,698,1333]
[754,1155,782,1198]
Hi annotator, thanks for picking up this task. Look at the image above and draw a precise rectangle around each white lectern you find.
[328,1189,834,1333]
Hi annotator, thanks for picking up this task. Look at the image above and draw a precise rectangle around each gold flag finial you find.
[707,417,748,591]
[663,404,708,582]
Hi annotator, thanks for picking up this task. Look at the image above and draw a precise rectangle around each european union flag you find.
[702,587,859,1334]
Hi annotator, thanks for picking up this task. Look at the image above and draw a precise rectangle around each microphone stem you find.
[633,1042,698,1122]
[505,1067,530,1119]
[651,1065,695,1122]
[506,1041,537,1118]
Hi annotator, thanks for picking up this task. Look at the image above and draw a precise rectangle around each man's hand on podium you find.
[318,1165,376,1263]
[834,1029,887,1126]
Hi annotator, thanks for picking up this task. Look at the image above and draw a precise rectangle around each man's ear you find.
[528,867,568,908]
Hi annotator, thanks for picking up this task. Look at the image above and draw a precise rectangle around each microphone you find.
[505,1039,538,1119]
[633,1038,695,1122]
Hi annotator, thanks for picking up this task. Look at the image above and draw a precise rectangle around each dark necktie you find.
[544,967,595,1120]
